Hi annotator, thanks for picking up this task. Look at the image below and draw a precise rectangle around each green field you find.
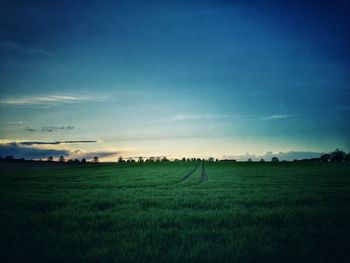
[1,161,350,262]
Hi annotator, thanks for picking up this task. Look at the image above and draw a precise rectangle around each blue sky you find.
[0,0,349,161]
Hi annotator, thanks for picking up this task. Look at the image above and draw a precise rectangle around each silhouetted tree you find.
[248,158,252,162]
[74,159,80,163]
[161,157,168,162]
[271,157,279,162]
[118,156,123,163]
[81,158,87,164]
[260,158,265,162]
[182,157,186,162]
[67,159,74,163]
[330,149,345,162]
[320,153,331,162]
[47,156,53,162]
[5,155,14,160]
[209,157,214,162]
[345,153,350,162]
[93,156,99,163]
[59,156,65,162]
[138,156,144,163]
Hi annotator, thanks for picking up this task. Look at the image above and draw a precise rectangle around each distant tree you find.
[118,156,123,163]
[320,153,331,162]
[345,153,350,162]
[81,158,87,164]
[128,157,134,163]
[161,157,168,162]
[47,156,53,162]
[197,158,201,162]
[156,157,161,162]
[74,159,80,163]
[59,156,65,162]
[182,157,186,162]
[5,155,14,160]
[19,158,25,162]
[208,157,214,162]
[67,159,74,163]
[271,157,279,162]
[248,158,252,162]
[330,149,345,162]
[93,156,99,163]
[138,156,144,163]
[216,158,219,162]
[149,157,155,162]
[260,158,265,162]
[174,158,179,162]
[38,159,42,162]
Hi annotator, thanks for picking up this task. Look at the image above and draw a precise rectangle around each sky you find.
[0,0,349,161]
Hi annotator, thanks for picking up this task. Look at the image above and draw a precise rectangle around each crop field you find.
[1,161,350,262]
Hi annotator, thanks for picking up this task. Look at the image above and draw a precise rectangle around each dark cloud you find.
[0,143,69,159]
[223,151,322,161]
[25,126,75,132]
[0,143,119,161]
[68,150,120,160]
[41,126,74,132]
[19,140,97,146]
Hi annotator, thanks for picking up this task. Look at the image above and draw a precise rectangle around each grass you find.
[1,161,350,262]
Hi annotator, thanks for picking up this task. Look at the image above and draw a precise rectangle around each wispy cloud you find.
[7,121,26,125]
[0,41,53,56]
[261,114,303,121]
[19,141,97,146]
[336,105,350,111]
[0,95,94,106]
[163,114,230,122]
[243,114,303,122]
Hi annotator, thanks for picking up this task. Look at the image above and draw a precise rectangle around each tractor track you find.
[177,161,209,184]
[200,161,208,183]
[177,163,200,183]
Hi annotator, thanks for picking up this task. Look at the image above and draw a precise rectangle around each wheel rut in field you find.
[177,163,200,183]
[200,161,208,183]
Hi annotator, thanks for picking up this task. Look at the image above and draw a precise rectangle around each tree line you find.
[1,149,349,163]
